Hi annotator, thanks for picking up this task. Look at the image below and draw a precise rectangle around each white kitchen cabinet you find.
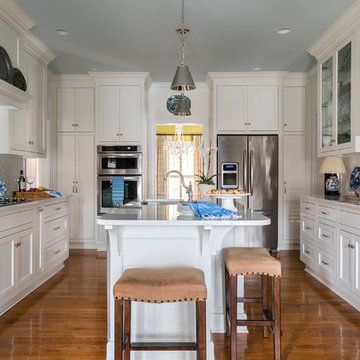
[216,85,247,131]
[98,85,142,143]
[56,134,95,246]
[283,86,306,132]
[57,87,94,133]
[0,232,16,300]
[247,86,278,131]
[338,229,354,291]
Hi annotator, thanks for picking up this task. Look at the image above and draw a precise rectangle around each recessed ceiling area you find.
[14,0,357,81]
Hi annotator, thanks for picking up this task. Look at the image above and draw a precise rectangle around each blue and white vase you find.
[0,170,7,198]
[326,175,340,192]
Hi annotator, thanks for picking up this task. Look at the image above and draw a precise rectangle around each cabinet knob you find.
[331,139,336,143]
[347,243,352,248]
[72,124,75,127]
[75,124,79,127]
[284,123,288,126]
[39,208,44,213]
[28,141,34,145]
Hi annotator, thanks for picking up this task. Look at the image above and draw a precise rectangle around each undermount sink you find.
[141,198,184,205]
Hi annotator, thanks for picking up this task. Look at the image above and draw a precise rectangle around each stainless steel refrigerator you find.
[217,135,278,250]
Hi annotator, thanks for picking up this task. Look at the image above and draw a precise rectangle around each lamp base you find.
[324,173,340,197]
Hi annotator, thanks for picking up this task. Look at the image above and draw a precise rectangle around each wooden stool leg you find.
[262,275,269,338]
[124,300,131,360]
[196,300,207,360]
[114,298,123,360]
[225,266,230,337]
[273,277,281,360]
[230,274,237,360]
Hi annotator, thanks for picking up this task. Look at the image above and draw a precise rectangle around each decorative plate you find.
[350,167,360,190]
[166,95,191,114]
[12,68,27,91]
[0,46,14,84]
[0,170,7,198]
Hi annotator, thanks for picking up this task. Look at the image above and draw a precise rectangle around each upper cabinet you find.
[90,72,151,145]
[283,86,306,132]
[57,87,94,133]
[308,2,360,156]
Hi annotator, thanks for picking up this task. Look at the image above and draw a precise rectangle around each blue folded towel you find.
[112,177,124,204]
[185,201,239,219]
[45,190,63,198]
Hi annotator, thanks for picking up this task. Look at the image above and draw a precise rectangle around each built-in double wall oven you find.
[97,145,142,213]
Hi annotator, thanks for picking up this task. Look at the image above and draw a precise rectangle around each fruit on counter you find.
[38,187,49,191]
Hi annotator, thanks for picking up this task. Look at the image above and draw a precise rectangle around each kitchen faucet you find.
[164,170,193,202]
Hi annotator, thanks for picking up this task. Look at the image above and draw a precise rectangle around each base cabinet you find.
[0,200,69,316]
[300,196,360,311]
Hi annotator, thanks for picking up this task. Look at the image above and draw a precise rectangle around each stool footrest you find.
[130,342,198,351]
[237,296,263,303]
[237,320,274,327]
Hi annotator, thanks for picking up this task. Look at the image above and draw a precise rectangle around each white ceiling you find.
[14,0,357,81]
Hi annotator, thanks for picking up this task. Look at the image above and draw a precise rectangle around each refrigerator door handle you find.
[243,150,247,191]
[250,150,254,195]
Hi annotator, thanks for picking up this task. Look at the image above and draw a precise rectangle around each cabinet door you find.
[120,85,141,142]
[283,135,306,246]
[56,134,77,239]
[27,53,46,154]
[0,234,16,299]
[283,87,306,132]
[76,134,95,240]
[76,88,94,132]
[248,86,278,131]
[338,230,353,291]
[354,235,360,298]
[216,85,247,131]
[57,88,76,132]
[15,228,35,289]
[98,86,120,142]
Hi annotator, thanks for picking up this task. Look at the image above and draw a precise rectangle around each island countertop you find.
[97,204,270,226]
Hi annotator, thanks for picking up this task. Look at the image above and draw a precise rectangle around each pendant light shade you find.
[174,93,191,116]
[171,65,196,91]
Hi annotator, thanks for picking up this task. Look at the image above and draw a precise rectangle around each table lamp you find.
[319,156,346,197]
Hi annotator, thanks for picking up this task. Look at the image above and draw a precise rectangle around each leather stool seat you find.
[223,247,281,277]
[113,267,207,303]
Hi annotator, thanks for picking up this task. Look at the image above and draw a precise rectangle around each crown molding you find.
[0,0,35,33]
[283,72,310,86]
[308,0,360,59]
[89,72,152,87]
[52,74,95,87]
[23,32,56,65]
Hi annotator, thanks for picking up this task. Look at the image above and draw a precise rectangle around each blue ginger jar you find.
[0,170,6,198]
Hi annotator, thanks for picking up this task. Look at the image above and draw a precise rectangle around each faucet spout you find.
[164,170,194,202]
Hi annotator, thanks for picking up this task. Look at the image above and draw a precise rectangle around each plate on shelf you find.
[166,95,191,114]
[12,68,27,91]
[350,167,360,190]
[0,46,14,84]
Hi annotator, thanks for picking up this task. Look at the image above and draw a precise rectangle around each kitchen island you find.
[97,205,270,360]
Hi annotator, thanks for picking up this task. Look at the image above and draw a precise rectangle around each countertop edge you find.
[301,195,360,212]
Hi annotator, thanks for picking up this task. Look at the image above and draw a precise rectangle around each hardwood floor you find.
[0,250,359,359]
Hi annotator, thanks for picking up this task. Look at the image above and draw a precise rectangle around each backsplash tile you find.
[0,155,24,197]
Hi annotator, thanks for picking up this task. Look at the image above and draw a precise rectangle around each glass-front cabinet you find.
[319,39,352,154]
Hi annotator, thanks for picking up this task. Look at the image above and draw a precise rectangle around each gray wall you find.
[0,155,24,197]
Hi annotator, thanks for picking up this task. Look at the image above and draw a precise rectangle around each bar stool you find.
[113,267,207,360]
[223,247,282,360]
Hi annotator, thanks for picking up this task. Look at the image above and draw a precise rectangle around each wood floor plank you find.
[0,251,359,359]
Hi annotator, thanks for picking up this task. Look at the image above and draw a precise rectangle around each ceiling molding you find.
[207,72,290,86]
[89,72,151,87]
[308,0,360,60]
[23,32,56,65]
[0,0,35,33]
[52,74,95,88]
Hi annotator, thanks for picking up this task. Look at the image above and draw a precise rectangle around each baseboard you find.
[69,238,96,249]
[278,242,300,250]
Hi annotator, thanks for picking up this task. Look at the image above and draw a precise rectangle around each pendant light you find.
[171,0,196,92]
[174,92,191,116]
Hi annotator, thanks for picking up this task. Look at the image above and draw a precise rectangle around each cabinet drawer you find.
[317,222,336,251]
[44,216,68,246]
[318,205,337,222]
[300,239,316,267]
[43,202,68,219]
[44,237,68,270]
[339,210,360,231]
[301,216,315,239]
[301,201,316,217]
[0,209,34,234]
[317,248,336,280]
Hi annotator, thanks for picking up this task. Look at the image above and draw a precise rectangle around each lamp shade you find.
[171,65,196,91]
[319,156,347,174]
[173,95,191,116]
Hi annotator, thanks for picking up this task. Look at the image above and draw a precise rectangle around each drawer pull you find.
[321,211,329,215]
[305,206,311,210]
[54,226,61,231]
[304,250,311,254]
[321,260,329,266]
[14,242,22,248]
[349,244,355,249]
[322,234,329,238]
[348,243,352,248]
[55,207,62,211]
[55,250,61,255]
[305,226,312,230]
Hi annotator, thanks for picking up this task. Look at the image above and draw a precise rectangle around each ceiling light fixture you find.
[165,124,194,155]
[253,67,262,71]
[171,0,195,101]
[277,27,292,35]
[55,28,69,36]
